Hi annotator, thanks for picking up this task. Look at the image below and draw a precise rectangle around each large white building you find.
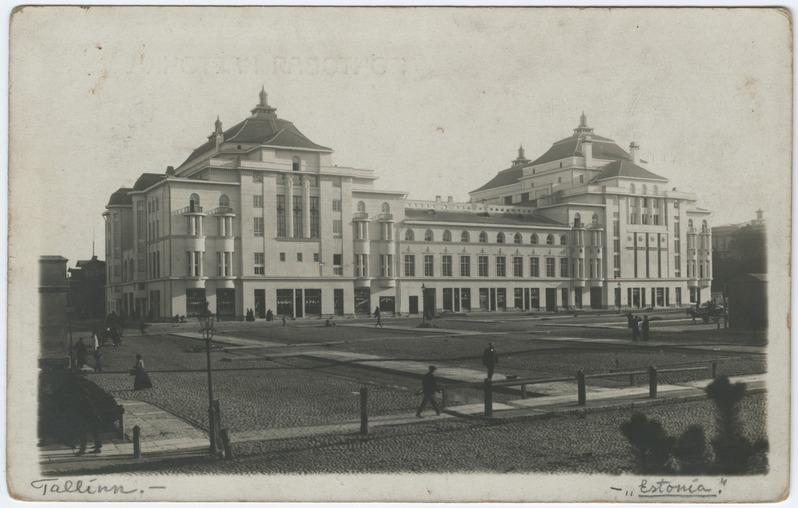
[105,91,712,320]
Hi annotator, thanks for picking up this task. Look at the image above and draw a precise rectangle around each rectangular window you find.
[675,254,681,277]
[253,173,263,183]
[653,215,660,225]
[642,214,649,225]
[513,257,523,277]
[216,252,223,276]
[254,253,264,275]
[292,196,303,238]
[478,256,489,277]
[630,214,639,225]
[442,255,453,276]
[424,255,434,277]
[654,199,659,208]
[381,254,393,277]
[643,198,649,208]
[333,219,342,236]
[279,252,286,262]
[404,255,415,277]
[254,217,264,237]
[354,254,362,277]
[460,255,471,277]
[546,258,556,277]
[310,196,320,238]
[313,253,319,262]
[333,254,343,275]
[253,195,263,208]
[381,223,393,241]
[224,252,231,276]
[496,256,506,277]
[297,253,303,262]
[530,257,539,277]
[276,195,286,237]
[560,258,569,277]
[332,199,342,212]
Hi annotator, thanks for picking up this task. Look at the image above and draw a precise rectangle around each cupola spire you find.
[214,115,223,135]
[573,110,594,135]
[251,86,277,117]
[259,86,268,107]
[512,143,530,166]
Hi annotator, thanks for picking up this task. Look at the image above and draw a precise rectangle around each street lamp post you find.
[66,304,74,369]
[421,284,426,326]
[617,282,622,313]
[197,302,217,457]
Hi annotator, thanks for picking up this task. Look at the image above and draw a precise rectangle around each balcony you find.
[376,213,394,221]
[210,206,235,215]
[353,212,369,220]
[174,205,203,215]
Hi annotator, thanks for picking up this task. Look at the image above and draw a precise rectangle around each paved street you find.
[56,309,768,474]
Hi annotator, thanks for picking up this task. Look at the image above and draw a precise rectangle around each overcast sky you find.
[10,7,792,266]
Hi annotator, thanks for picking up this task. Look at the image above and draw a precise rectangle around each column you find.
[286,175,294,238]
[302,176,310,239]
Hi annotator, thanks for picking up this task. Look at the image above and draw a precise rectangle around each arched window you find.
[219,194,229,207]
[546,234,554,245]
[574,213,581,228]
[560,235,568,245]
[479,231,488,243]
[702,220,708,232]
[461,231,470,242]
[592,213,599,224]
[292,156,301,171]
[405,229,415,241]
[497,232,505,243]
[443,230,452,242]
[189,193,200,211]
[630,183,636,194]
[357,201,366,213]
[424,229,434,242]
[688,219,694,229]
[381,202,390,214]
[514,233,522,244]
[642,184,648,194]
[531,234,538,245]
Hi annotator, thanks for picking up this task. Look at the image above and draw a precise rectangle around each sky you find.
[9,6,792,266]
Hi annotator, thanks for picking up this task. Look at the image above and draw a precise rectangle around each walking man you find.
[74,337,87,369]
[374,306,382,328]
[642,315,650,341]
[415,365,441,418]
[482,342,499,380]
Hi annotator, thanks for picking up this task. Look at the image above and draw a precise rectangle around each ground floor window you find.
[216,289,235,318]
[497,288,506,310]
[354,288,370,315]
[561,288,568,309]
[379,296,395,315]
[574,289,582,309]
[514,288,523,310]
[305,289,322,316]
[676,287,682,306]
[479,288,489,311]
[186,288,205,317]
[689,287,697,303]
[276,289,293,316]
[254,289,265,318]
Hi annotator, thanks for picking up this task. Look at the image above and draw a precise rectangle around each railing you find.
[376,213,394,221]
[174,205,203,215]
[353,212,369,220]
[442,363,716,417]
[210,206,234,215]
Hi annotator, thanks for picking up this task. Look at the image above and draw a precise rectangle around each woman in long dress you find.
[132,354,153,390]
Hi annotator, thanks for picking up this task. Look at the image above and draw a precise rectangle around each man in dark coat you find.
[415,365,441,418]
[482,342,499,380]
[74,338,87,369]
[642,315,650,341]
[631,316,641,342]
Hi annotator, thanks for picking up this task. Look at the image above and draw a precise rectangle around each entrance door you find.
[409,296,419,315]
[216,289,235,319]
[479,288,489,311]
[590,287,602,309]
[379,296,395,316]
[442,288,453,311]
[423,287,436,318]
[489,288,497,311]
[255,289,265,318]
[454,288,461,312]
[545,288,556,311]
[334,289,344,316]
[633,288,641,308]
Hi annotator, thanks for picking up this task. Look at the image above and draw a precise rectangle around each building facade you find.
[105,92,712,319]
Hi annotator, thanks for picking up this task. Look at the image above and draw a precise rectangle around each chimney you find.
[629,142,639,164]
[435,195,441,202]
[582,135,593,168]
[165,166,175,176]
[447,196,453,203]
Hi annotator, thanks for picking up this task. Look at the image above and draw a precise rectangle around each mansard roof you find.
[132,173,167,191]
[107,187,133,206]
[178,88,332,169]
[405,207,566,227]
[590,159,668,183]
